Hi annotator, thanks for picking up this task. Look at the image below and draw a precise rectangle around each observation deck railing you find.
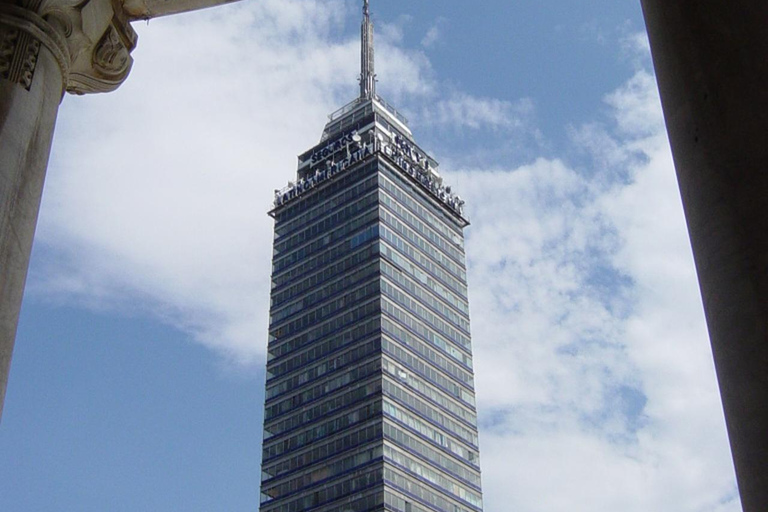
[328,95,409,127]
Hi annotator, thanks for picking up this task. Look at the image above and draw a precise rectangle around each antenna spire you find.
[360,0,376,100]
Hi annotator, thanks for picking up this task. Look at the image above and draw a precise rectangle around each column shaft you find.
[640,2,768,510]
[0,11,65,420]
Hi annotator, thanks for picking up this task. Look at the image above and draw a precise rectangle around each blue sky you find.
[1,1,740,511]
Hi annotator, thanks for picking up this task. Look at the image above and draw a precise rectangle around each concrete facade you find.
[640,2,768,510]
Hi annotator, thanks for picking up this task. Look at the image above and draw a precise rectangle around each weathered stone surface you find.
[640,2,768,510]
[0,3,67,421]
[121,0,240,20]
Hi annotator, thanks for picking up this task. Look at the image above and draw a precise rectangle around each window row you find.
[384,490,431,512]
[270,280,379,341]
[381,258,469,322]
[383,338,474,413]
[382,279,471,350]
[381,260,468,331]
[270,244,378,307]
[382,358,477,428]
[384,468,476,512]
[381,210,466,281]
[309,490,383,512]
[384,444,483,508]
[266,318,379,380]
[383,379,478,447]
[379,170,462,242]
[273,191,378,257]
[262,401,381,462]
[265,377,381,439]
[380,191,465,266]
[349,224,379,250]
[382,297,471,362]
[261,423,382,481]
[274,173,378,240]
[382,400,479,467]
[384,422,481,488]
[267,299,378,362]
[381,338,474,405]
[273,160,377,223]
[270,260,379,326]
[261,467,382,512]
[261,444,382,503]
[382,335,476,409]
[383,315,473,377]
[266,342,377,402]
[272,209,378,273]
[271,240,377,291]
[382,324,474,395]
[380,232,466,298]
[266,338,380,413]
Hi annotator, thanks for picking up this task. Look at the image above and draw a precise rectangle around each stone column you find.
[0,0,137,420]
[640,2,768,510]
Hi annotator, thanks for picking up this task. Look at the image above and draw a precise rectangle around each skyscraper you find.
[259,2,483,511]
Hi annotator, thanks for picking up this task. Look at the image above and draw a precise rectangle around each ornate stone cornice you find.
[0,0,137,96]
[42,0,138,94]
[120,0,240,20]
[0,0,244,96]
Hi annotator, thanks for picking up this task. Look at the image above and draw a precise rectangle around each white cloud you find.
[453,66,738,511]
[37,0,360,365]
[377,14,413,45]
[34,0,535,364]
[620,31,653,68]
[420,92,535,132]
[421,18,447,48]
[31,0,739,507]
[422,25,440,48]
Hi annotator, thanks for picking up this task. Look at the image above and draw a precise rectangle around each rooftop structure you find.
[259,3,482,511]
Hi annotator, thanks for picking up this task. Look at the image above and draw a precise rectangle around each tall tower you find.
[259,3,483,511]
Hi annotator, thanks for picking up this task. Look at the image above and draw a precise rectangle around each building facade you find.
[259,3,483,511]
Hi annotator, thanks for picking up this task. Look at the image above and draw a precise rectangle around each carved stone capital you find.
[0,0,244,96]
[41,0,138,94]
[0,0,137,95]
[0,2,70,92]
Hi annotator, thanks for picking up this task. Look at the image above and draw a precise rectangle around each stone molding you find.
[0,0,137,96]
[121,0,240,20]
[0,0,243,96]
[0,3,70,91]
[0,24,40,91]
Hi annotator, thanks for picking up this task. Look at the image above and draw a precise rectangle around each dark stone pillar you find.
[639,2,768,510]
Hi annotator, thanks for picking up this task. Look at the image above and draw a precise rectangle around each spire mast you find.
[360,0,376,100]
